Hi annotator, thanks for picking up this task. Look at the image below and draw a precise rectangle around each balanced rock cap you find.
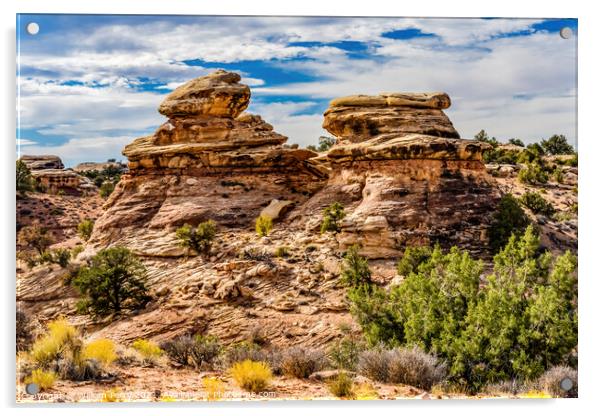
[329,92,451,110]
[158,70,251,118]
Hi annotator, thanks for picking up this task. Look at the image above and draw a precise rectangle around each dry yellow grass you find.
[230,360,272,393]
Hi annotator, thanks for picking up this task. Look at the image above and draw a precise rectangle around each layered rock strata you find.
[92,70,326,251]
[294,92,500,258]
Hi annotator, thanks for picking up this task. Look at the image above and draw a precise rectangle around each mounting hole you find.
[560,377,574,391]
[559,27,573,39]
[25,383,40,395]
[26,22,40,35]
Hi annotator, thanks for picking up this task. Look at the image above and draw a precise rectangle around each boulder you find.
[260,199,294,221]
[158,70,250,118]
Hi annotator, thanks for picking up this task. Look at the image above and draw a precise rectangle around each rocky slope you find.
[17,71,577,355]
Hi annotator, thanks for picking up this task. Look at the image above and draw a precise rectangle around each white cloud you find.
[17,16,576,164]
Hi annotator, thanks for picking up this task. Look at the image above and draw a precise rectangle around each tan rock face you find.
[293,92,500,258]
[323,92,459,142]
[19,155,64,170]
[158,70,250,118]
[92,70,327,250]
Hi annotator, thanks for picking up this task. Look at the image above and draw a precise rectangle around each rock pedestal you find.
[92,70,327,251]
[294,92,500,258]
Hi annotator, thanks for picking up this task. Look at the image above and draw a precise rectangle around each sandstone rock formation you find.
[20,155,64,170]
[19,155,95,195]
[91,70,327,252]
[293,92,501,258]
[73,161,127,173]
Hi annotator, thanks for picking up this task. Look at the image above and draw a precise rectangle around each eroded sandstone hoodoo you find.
[91,70,327,253]
[293,92,501,258]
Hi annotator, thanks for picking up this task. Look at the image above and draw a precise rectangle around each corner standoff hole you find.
[26,22,40,35]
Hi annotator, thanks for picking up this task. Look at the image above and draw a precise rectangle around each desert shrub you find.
[358,346,445,389]
[541,134,575,155]
[537,366,578,398]
[30,318,80,368]
[176,220,217,254]
[349,226,578,393]
[189,335,222,370]
[518,163,549,185]
[16,160,34,193]
[483,147,520,164]
[71,245,84,258]
[519,191,555,216]
[328,372,355,398]
[16,311,34,352]
[396,245,433,276]
[221,341,266,368]
[341,245,372,288]
[131,339,163,364]
[552,168,564,184]
[255,215,273,237]
[18,223,53,256]
[101,388,123,402]
[357,347,392,382]
[27,318,104,381]
[230,360,272,393]
[280,346,327,379]
[487,194,530,252]
[508,138,525,147]
[161,335,195,366]
[24,369,56,391]
[99,181,115,198]
[72,246,150,317]
[274,246,290,258]
[320,202,346,233]
[328,334,366,371]
[202,376,226,401]
[39,248,71,268]
[387,347,447,390]
[82,339,117,367]
[77,219,94,241]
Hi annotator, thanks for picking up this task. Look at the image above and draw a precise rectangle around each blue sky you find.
[16,15,577,167]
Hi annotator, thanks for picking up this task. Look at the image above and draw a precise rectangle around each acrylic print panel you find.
[16,14,578,403]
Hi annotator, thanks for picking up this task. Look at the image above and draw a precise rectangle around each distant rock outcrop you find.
[18,155,94,195]
[19,155,64,170]
[293,92,500,258]
[92,70,327,251]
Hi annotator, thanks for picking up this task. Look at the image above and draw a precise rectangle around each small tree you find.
[72,247,151,317]
[518,163,549,185]
[255,215,273,237]
[519,191,555,216]
[474,130,498,146]
[321,202,346,233]
[77,219,94,242]
[18,223,54,256]
[341,245,372,288]
[99,181,115,198]
[487,194,530,252]
[176,220,217,254]
[508,138,525,147]
[16,160,34,193]
[541,134,575,155]
[317,136,336,152]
